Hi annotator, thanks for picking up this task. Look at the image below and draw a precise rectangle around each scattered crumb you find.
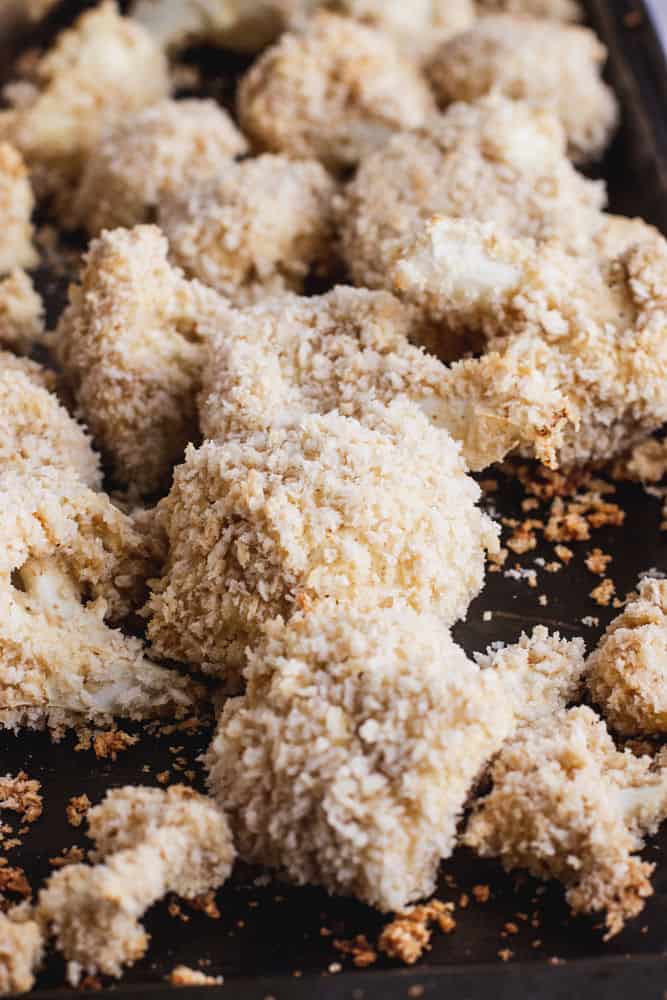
[169,965,223,986]
[379,901,456,965]
[66,794,91,828]
[156,770,171,785]
[0,773,42,825]
[93,730,139,761]
[585,548,613,576]
[328,962,342,974]
[538,594,548,606]
[498,948,514,961]
[482,610,493,622]
[581,615,600,627]
[49,846,86,868]
[0,861,31,898]
[555,545,574,564]
[590,578,615,606]
[333,934,378,968]
[188,892,221,919]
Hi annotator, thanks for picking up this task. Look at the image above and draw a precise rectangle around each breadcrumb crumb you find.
[378,901,456,964]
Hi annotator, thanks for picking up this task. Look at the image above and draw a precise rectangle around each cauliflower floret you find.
[37,785,235,983]
[0,351,55,392]
[0,906,43,996]
[70,99,247,236]
[0,143,36,274]
[393,216,667,467]
[146,402,498,681]
[55,225,229,495]
[588,578,667,735]
[207,600,512,910]
[237,13,435,172]
[159,155,337,305]
[0,270,43,354]
[464,706,667,938]
[0,2,169,198]
[0,465,200,734]
[0,368,100,488]
[476,0,582,20]
[338,95,606,291]
[426,16,618,164]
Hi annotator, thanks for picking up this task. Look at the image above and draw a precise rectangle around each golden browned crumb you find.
[477,0,582,19]
[0,906,43,995]
[590,578,615,606]
[37,785,235,984]
[333,934,377,968]
[50,846,86,868]
[160,155,337,305]
[237,13,434,172]
[378,901,456,964]
[93,730,139,761]
[465,706,667,938]
[555,544,574,563]
[0,772,42,825]
[0,270,43,354]
[585,548,612,576]
[0,862,31,898]
[0,144,36,273]
[55,225,229,495]
[169,965,223,986]
[66,795,91,829]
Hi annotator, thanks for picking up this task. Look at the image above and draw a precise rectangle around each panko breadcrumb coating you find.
[339,95,606,291]
[159,155,337,305]
[426,16,618,164]
[0,907,43,996]
[146,402,498,680]
[0,368,101,488]
[207,601,512,910]
[588,578,667,735]
[0,270,43,353]
[464,706,667,938]
[237,13,435,172]
[476,0,582,20]
[0,143,36,273]
[70,99,247,236]
[0,351,55,392]
[0,2,169,199]
[55,225,229,495]
[37,785,235,983]
[393,216,667,467]
[0,465,200,734]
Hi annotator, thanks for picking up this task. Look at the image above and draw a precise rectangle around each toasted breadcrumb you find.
[333,934,377,968]
[0,773,42,825]
[93,730,139,761]
[237,13,434,172]
[0,271,43,354]
[37,785,235,983]
[70,99,247,236]
[427,16,617,164]
[0,906,43,995]
[146,402,498,680]
[55,225,229,494]
[588,577,667,734]
[0,144,36,273]
[67,795,91,829]
[378,901,456,964]
[207,601,512,910]
[585,548,612,576]
[477,0,582,20]
[160,155,337,305]
[464,706,667,938]
[590,578,615,606]
[169,965,223,986]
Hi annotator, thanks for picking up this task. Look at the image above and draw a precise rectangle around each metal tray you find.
[3,1,667,997]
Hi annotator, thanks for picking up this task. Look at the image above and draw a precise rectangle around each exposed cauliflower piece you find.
[37,785,234,983]
[70,99,247,236]
[0,368,100,488]
[130,0,294,52]
[476,0,582,20]
[146,401,498,681]
[588,578,667,735]
[338,95,605,291]
[393,216,667,467]
[0,351,55,392]
[0,2,169,199]
[0,143,36,273]
[464,706,667,938]
[237,13,435,172]
[0,465,200,734]
[478,625,586,724]
[427,16,617,164]
[0,270,43,354]
[207,600,512,910]
[0,906,43,996]
[55,225,229,495]
[159,155,337,305]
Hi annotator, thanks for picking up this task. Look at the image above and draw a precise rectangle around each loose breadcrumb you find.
[169,965,223,986]
[0,270,43,354]
[378,901,456,964]
[0,143,36,273]
[37,785,235,983]
[464,706,667,938]
[0,906,43,995]
[585,548,612,576]
[67,795,91,829]
[93,730,139,761]
[333,934,377,968]
[590,578,615,606]
[0,773,42,825]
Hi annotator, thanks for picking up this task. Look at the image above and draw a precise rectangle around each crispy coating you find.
[393,216,667,467]
[0,270,43,354]
[70,99,247,236]
[339,95,606,290]
[0,465,200,734]
[476,0,582,20]
[206,601,512,910]
[37,785,235,983]
[160,155,337,305]
[0,143,36,274]
[0,352,55,391]
[146,402,498,681]
[464,706,667,938]
[0,2,169,198]
[427,16,618,164]
[55,225,229,495]
[0,907,43,996]
[588,578,667,735]
[237,13,435,172]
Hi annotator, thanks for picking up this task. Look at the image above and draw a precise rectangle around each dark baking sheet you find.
[2,1,667,997]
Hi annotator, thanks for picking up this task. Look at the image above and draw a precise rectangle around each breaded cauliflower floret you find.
[146,402,498,681]
[464,707,667,938]
[159,155,337,305]
[0,906,43,996]
[207,601,512,911]
[37,785,235,983]
[0,2,169,198]
[130,0,293,52]
[588,578,667,735]
[339,95,606,291]
[237,13,435,172]
[0,466,200,734]
[0,351,55,391]
[70,99,247,236]
[426,16,618,164]
[0,368,100,488]
[476,0,582,21]
[0,270,43,354]
[0,143,36,273]
[55,225,229,495]
[393,216,667,467]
